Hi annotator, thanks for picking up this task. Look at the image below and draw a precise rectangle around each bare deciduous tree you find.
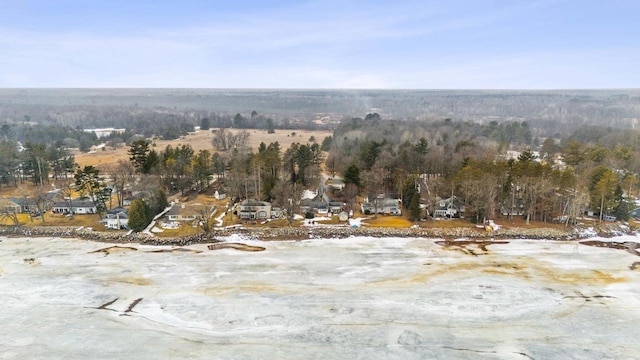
[212,128,229,151]
[107,159,135,208]
[198,204,217,236]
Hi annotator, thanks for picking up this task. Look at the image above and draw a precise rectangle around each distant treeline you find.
[2,89,640,156]
[0,108,325,150]
[2,88,640,137]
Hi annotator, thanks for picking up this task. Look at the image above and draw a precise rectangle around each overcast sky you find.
[1,0,638,89]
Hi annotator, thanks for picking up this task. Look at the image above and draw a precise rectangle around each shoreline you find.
[1,222,636,246]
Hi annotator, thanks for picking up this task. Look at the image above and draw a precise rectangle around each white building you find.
[103,207,128,229]
[83,128,126,139]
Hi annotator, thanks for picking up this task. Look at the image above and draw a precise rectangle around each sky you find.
[0,0,638,89]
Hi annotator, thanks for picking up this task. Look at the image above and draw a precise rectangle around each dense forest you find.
[1,89,640,142]
[323,114,640,223]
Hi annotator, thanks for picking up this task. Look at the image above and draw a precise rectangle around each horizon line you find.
[1,87,640,92]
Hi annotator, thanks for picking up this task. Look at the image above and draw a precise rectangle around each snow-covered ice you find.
[1,235,640,359]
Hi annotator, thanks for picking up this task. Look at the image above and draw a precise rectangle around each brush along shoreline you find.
[0,222,635,246]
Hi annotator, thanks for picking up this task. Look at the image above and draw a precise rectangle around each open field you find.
[75,128,333,170]
[361,215,414,228]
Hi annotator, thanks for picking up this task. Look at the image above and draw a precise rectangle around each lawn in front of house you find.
[361,215,414,228]
[153,223,203,238]
[18,212,107,231]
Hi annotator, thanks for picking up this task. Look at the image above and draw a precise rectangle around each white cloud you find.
[0,1,638,88]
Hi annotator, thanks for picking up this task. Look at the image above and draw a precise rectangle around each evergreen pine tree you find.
[409,192,422,222]
[128,199,151,232]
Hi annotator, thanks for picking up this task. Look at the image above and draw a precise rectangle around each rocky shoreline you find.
[1,222,637,246]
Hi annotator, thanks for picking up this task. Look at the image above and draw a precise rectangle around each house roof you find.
[53,199,96,208]
[167,204,206,217]
[0,198,20,209]
[106,212,128,219]
[241,199,270,207]
[47,190,64,201]
[8,197,36,206]
[301,190,318,200]
[106,207,128,216]
[327,178,345,188]
[435,196,464,211]
[313,202,328,209]
[300,200,329,208]
[363,198,400,207]
[124,191,150,201]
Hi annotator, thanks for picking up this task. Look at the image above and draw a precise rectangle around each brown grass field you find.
[19,213,108,231]
[361,215,414,228]
[75,128,333,170]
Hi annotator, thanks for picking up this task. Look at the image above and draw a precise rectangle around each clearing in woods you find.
[75,128,333,169]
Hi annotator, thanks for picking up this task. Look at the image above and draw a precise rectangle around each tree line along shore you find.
[4,106,640,235]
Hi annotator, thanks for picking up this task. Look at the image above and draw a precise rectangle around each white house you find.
[52,199,97,215]
[433,196,464,218]
[166,203,213,223]
[327,178,346,191]
[83,128,126,139]
[361,198,402,215]
[238,199,272,220]
[103,207,128,229]
[327,201,345,214]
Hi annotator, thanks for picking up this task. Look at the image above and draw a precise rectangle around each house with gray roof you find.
[8,197,38,213]
[0,198,21,215]
[103,207,128,229]
[52,199,97,215]
[166,203,207,222]
[361,197,402,215]
[433,196,465,218]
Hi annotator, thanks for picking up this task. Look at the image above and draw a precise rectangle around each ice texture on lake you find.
[1,235,640,359]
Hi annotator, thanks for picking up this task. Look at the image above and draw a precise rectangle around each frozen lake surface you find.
[1,235,640,359]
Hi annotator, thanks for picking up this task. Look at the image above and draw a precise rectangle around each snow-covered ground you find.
[1,235,640,359]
